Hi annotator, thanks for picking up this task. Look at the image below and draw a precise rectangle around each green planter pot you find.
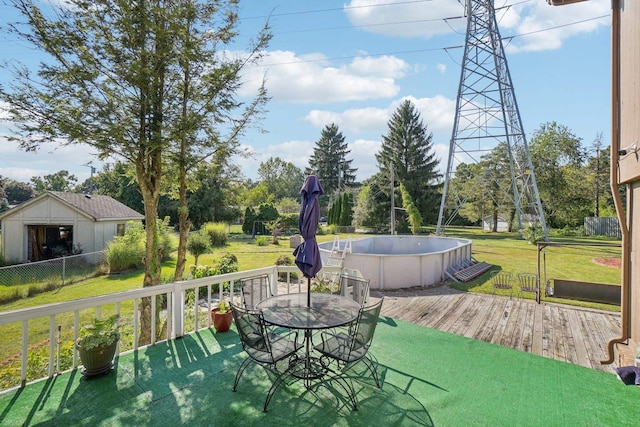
[77,339,119,377]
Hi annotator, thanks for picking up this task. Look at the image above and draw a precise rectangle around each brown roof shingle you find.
[49,191,144,221]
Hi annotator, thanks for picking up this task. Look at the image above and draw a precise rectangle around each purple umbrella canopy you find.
[293,175,324,278]
[293,175,324,306]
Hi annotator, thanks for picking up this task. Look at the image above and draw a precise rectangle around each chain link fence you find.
[0,251,108,289]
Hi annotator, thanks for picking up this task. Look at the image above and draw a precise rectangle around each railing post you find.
[270,266,279,296]
[172,282,184,338]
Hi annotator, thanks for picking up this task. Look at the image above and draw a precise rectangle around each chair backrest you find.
[517,273,538,292]
[350,297,384,353]
[339,274,370,305]
[490,270,513,287]
[230,302,273,361]
[241,275,272,309]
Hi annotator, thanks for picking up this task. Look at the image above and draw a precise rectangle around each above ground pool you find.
[318,235,472,290]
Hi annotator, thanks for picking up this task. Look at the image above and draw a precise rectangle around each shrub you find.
[217,253,238,274]
[106,221,145,272]
[201,222,229,246]
[189,264,217,279]
[521,225,545,244]
[186,232,211,265]
[255,236,269,246]
[158,216,178,259]
[188,253,239,296]
[275,255,298,281]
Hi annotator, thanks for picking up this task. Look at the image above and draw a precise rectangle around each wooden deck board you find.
[372,285,620,375]
[566,308,591,368]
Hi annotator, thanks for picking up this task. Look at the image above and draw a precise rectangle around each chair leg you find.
[322,364,359,411]
[359,356,381,388]
[232,358,252,392]
[263,367,295,412]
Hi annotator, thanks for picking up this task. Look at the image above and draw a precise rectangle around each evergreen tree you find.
[339,192,354,227]
[242,207,257,235]
[375,100,442,224]
[306,124,357,196]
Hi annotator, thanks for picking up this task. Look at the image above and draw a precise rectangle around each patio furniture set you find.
[231,274,384,412]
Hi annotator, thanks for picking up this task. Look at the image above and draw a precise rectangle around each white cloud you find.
[343,0,610,53]
[304,94,455,135]
[0,136,101,183]
[240,50,407,103]
[239,137,382,182]
[344,0,466,39]
[501,0,610,53]
[349,54,409,78]
[236,140,315,179]
[349,138,381,180]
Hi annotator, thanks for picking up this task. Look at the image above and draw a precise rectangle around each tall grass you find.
[106,218,177,272]
[201,222,229,246]
[106,223,145,272]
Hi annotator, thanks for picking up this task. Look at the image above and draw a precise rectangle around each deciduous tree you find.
[0,0,268,344]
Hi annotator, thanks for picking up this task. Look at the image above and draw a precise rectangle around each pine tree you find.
[339,192,354,226]
[306,124,357,196]
[375,100,442,224]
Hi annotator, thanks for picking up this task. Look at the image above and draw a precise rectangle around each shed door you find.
[27,225,74,261]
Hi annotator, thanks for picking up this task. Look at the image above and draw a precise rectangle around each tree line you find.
[1,116,615,237]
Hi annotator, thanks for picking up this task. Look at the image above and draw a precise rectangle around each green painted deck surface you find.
[1,312,638,426]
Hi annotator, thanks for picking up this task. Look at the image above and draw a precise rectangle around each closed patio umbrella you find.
[293,175,324,307]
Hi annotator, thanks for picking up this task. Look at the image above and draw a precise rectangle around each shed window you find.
[116,223,125,236]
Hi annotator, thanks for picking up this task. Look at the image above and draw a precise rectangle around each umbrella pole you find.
[307,277,311,307]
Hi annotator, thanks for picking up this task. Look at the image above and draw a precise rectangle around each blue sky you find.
[0,0,611,185]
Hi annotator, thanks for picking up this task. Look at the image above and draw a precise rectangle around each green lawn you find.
[443,227,621,310]
[0,226,622,388]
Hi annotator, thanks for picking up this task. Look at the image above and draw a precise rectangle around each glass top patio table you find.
[256,292,360,330]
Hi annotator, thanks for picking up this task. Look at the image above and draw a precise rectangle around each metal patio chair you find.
[338,274,371,306]
[230,302,302,412]
[313,297,384,390]
[491,270,514,298]
[240,274,273,309]
[517,272,538,299]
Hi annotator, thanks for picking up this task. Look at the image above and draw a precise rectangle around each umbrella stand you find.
[307,278,311,308]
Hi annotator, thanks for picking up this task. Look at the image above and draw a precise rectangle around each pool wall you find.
[318,236,472,290]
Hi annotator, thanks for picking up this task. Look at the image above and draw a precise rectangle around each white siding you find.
[1,195,138,262]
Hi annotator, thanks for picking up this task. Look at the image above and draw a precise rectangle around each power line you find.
[240,0,436,20]
[254,14,609,69]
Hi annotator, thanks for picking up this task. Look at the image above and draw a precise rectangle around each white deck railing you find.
[0,265,342,389]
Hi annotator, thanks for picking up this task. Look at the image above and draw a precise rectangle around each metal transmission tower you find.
[436,0,548,240]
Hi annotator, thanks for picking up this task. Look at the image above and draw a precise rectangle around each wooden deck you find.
[371,285,622,374]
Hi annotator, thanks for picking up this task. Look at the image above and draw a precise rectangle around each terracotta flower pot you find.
[211,308,233,332]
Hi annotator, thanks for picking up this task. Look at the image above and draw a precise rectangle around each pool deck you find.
[372,285,621,374]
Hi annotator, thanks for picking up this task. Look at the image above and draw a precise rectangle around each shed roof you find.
[0,191,144,222]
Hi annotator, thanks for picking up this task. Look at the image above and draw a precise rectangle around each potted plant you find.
[76,314,120,376]
[211,299,233,332]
